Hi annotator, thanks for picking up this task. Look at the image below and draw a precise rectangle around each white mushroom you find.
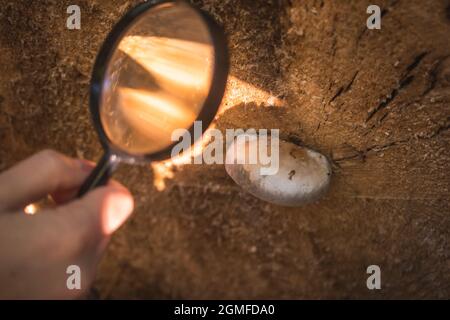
[225,134,331,206]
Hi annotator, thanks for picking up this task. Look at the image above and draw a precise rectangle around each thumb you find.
[59,183,134,238]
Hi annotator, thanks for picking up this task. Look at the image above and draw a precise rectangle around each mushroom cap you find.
[225,135,332,206]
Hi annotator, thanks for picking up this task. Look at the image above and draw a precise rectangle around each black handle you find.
[77,151,119,198]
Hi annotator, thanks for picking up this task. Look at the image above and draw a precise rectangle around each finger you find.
[0,150,94,211]
[50,160,96,204]
[57,183,134,241]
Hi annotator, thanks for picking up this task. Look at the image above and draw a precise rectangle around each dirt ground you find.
[0,0,449,299]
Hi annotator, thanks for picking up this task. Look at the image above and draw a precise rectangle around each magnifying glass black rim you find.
[89,0,229,163]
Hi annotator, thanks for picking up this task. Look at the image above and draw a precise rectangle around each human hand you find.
[0,150,134,299]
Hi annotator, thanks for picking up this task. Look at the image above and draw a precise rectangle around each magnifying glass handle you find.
[77,151,119,198]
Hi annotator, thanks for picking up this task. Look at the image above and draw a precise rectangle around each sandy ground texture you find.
[0,0,449,298]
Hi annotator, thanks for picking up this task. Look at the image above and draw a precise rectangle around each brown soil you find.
[0,0,449,299]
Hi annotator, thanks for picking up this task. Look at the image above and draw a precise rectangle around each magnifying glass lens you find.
[101,2,214,155]
[77,1,228,197]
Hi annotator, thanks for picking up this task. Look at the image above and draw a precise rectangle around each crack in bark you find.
[365,52,428,122]
[406,52,428,73]
[422,55,450,96]
[333,139,406,162]
[334,121,449,163]
[365,54,448,130]
[329,86,343,103]
[329,71,359,103]
[344,70,359,92]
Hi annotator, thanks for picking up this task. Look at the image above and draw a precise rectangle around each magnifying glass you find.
[77,0,229,197]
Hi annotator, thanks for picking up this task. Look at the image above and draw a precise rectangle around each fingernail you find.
[103,189,134,234]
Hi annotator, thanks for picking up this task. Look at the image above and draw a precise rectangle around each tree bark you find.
[0,0,448,298]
